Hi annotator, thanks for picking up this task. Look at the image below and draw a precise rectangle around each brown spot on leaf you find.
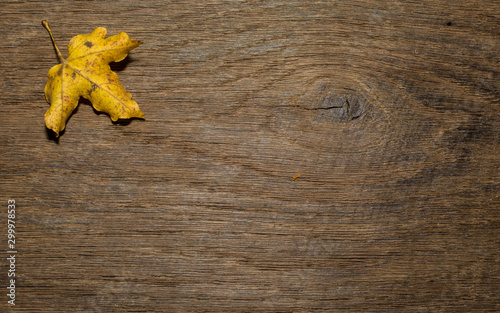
[89,83,98,94]
[84,41,93,48]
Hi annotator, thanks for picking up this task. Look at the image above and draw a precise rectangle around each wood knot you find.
[298,81,369,123]
[315,93,366,122]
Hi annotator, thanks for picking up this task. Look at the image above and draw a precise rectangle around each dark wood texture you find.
[1,1,499,312]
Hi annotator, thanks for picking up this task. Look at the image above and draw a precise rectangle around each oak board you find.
[1,1,499,312]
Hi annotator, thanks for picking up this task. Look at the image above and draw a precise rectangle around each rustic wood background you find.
[1,0,499,312]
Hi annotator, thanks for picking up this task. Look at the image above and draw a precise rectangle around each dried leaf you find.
[42,21,144,136]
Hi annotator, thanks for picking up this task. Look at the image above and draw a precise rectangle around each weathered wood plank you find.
[1,0,499,312]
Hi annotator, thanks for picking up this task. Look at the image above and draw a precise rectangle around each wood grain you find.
[1,0,499,312]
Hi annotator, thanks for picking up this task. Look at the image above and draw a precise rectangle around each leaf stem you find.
[42,20,65,62]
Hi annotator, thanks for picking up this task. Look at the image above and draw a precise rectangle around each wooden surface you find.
[1,0,499,312]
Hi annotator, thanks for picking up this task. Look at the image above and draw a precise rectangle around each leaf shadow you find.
[85,98,143,126]
[46,127,61,142]
[109,56,136,72]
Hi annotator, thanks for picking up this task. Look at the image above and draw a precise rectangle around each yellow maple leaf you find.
[42,21,144,136]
